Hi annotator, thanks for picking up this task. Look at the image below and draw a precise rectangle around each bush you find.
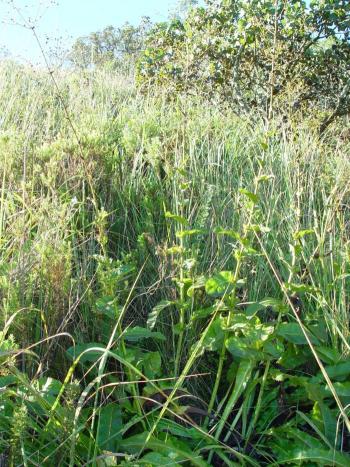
[138,0,350,131]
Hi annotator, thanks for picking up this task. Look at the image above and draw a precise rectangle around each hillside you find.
[1,17,350,466]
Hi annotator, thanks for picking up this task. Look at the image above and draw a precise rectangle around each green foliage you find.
[69,17,152,69]
[1,59,350,465]
[138,0,350,129]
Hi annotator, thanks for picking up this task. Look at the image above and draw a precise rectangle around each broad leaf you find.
[293,229,315,240]
[119,432,209,467]
[124,326,166,342]
[66,343,105,363]
[277,322,320,345]
[226,337,263,361]
[165,211,189,226]
[239,188,259,204]
[176,229,206,238]
[147,300,174,330]
[205,271,235,297]
[96,296,121,319]
[97,403,122,452]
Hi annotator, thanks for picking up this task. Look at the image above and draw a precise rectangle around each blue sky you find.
[0,0,178,64]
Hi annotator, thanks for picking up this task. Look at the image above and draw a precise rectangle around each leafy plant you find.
[1,36,350,464]
[138,0,350,130]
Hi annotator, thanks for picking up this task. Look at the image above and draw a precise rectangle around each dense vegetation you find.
[138,0,350,131]
[68,17,152,70]
[1,1,350,465]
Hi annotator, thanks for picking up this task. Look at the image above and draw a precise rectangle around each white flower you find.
[70,196,78,207]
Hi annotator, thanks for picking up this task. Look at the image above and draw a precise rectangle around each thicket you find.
[138,0,350,131]
[0,0,350,465]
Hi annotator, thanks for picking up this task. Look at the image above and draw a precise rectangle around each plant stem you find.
[175,217,185,376]
[205,254,242,426]
[205,173,261,426]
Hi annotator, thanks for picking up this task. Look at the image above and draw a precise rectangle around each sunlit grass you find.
[1,61,350,465]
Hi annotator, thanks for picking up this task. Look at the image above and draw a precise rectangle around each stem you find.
[205,255,243,426]
[244,361,270,448]
[205,172,261,426]
[175,216,185,376]
[255,232,350,433]
[208,360,254,464]
[91,330,146,464]
[84,264,147,466]
[268,0,279,121]
[0,152,6,242]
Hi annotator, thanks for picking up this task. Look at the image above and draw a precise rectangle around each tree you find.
[169,0,199,20]
[69,17,152,69]
[138,0,350,130]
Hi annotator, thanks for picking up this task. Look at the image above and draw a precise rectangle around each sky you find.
[0,0,178,64]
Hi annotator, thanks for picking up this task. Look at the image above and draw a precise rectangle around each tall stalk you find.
[174,221,185,376]
[205,172,262,425]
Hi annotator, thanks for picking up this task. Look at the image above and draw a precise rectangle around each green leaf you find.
[277,322,320,345]
[226,337,263,361]
[142,351,162,379]
[124,326,166,342]
[311,402,338,447]
[37,377,62,397]
[239,188,259,204]
[176,229,206,238]
[197,316,225,355]
[316,346,342,365]
[113,263,136,279]
[166,246,184,255]
[165,211,189,226]
[97,403,122,451]
[308,322,328,343]
[187,276,206,297]
[191,305,217,321]
[264,340,285,359]
[123,348,162,379]
[278,448,350,466]
[138,452,174,465]
[245,302,264,316]
[293,229,315,240]
[0,375,18,388]
[157,418,205,440]
[214,360,254,440]
[214,228,240,239]
[147,300,174,330]
[205,271,235,297]
[96,296,121,319]
[325,382,350,399]
[259,297,288,314]
[278,344,311,368]
[323,361,350,381]
[66,343,105,363]
[245,223,271,234]
[119,433,209,467]
[256,174,274,183]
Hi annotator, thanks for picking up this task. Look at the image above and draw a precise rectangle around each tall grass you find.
[1,60,350,465]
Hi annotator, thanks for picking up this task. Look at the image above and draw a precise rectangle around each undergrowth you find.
[1,60,350,466]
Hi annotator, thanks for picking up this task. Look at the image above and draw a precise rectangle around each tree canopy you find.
[137,0,350,130]
[69,17,152,69]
